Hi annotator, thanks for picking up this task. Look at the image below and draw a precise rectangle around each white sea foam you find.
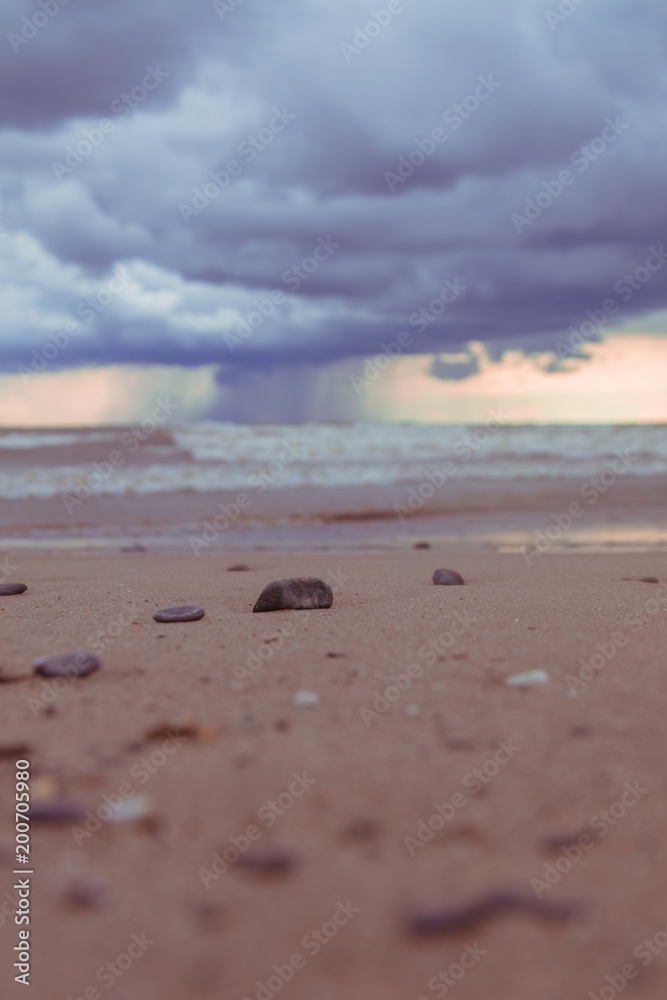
[0,422,665,498]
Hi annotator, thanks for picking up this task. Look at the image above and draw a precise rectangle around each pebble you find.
[621,576,659,583]
[108,795,152,823]
[505,669,550,687]
[340,818,380,842]
[153,605,205,623]
[0,744,30,759]
[409,891,576,937]
[145,724,199,741]
[67,876,111,908]
[29,801,83,823]
[293,690,319,706]
[227,563,250,572]
[413,542,431,550]
[253,577,333,613]
[432,569,464,586]
[33,651,101,678]
[30,776,60,802]
[0,583,28,596]
[238,849,295,876]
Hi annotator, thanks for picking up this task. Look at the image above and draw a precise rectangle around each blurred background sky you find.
[1,0,666,426]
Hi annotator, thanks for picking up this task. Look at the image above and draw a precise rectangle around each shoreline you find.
[1,475,665,555]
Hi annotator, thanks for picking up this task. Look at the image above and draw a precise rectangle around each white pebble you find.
[108,796,151,823]
[505,669,550,688]
[293,690,319,706]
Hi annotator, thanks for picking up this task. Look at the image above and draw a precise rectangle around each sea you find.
[0,423,665,552]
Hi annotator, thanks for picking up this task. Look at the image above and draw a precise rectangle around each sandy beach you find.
[4,0,667,995]
[1,549,666,999]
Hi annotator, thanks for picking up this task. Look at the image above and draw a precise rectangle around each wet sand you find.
[1,475,666,554]
[1,550,667,999]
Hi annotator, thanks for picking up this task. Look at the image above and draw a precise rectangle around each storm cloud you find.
[2,0,667,399]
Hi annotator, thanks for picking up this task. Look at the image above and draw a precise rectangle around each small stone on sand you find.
[340,818,380,842]
[413,542,431,550]
[409,891,575,937]
[67,876,111,907]
[145,723,199,741]
[153,606,205,623]
[108,795,152,823]
[432,569,464,586]
[621,576,660,583]
[227,563,250,572]
[29,801,83,823]
[253,577,333,612]
[293,690,319,706]
[238,849,295,876]
[0,743,30,759]
[33,651,101,678]
[0,583,27,596]
[30,776,59,802]
[505,669,549,688]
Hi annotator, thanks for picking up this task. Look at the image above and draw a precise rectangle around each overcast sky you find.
[1,0,666,422]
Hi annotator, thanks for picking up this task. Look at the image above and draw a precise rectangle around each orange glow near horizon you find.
[0,333,665,426]
[361,334,667,424]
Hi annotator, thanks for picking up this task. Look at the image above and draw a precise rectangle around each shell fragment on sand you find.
[505,669,550,688]
[153,605,205,623]
[432,569,465,586]
[0,583,28,596]
[253,577,333,613]
[33,651,101,678]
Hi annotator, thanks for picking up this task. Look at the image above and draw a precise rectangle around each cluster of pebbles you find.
[5,563,656,942]
[4,569,465,679]
[5,567,661,683]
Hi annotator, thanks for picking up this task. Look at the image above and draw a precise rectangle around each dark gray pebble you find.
[238,849,295,875]
[433,568,464,586]
[0,583,27,596]
[340,818,380,842]
[227,563,250,572]
[67,876,111,907]
[33,651,101,678]
[413,542,431,550]
[153,606,205,623]
[0,744,31,758]
[29,801,83,823]
[409,891,576,937]
[253,577,333,613]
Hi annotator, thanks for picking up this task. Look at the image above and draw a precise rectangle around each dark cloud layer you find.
[2,0,667,399]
